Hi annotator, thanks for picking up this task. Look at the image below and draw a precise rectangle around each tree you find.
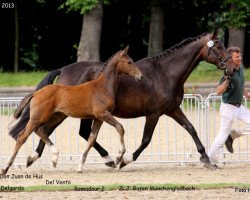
[14,0,19,72]
[77,1,103,61]
[147,0,164,56]
[222,0,250,60]
[60,0,108,62]
[210,0,250,60]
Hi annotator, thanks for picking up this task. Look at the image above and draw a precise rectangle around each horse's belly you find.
[113,92,171,118]
[113,97,145,118]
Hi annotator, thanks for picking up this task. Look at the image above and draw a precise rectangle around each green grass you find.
[4,183,250,192]
[1,108,16,116]
[187,61,250,83]
[0,71,49,87]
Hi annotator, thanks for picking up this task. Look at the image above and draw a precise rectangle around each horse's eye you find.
[128,61,132,64]
[215,41,222,49]
[217,45,222,50]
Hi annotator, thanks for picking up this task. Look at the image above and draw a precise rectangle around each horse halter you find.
[206,39,232,71]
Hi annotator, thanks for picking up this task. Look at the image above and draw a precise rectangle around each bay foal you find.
[1,47,142,174]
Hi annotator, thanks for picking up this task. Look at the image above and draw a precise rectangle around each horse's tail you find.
[35,69,61,90]
[9,69,61,140]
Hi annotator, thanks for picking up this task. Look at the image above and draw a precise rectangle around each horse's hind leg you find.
[27,114,66,168]
[77,119,103,173]
[79,119,115,168]
[1,120,38,175]
[98,111,126,166]
[35,129,60,168]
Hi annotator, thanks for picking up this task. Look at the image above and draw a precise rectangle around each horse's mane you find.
[95,50,123,79]
[152,32,207,58]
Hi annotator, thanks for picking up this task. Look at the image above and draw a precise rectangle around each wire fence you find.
[0,94,249,168]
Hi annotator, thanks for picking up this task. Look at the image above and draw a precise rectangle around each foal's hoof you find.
[26,156,34,168]
[105,161,117,168]
[200,156,210,164]
[119,159,127,169]
[115,156,124,165]
[52,161,57,168]
[0,169,7,175]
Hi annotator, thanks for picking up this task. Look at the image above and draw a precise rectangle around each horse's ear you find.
[211,27,221,39]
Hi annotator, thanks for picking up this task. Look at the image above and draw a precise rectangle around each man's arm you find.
[216,79,229,95]
[243,88,250,100]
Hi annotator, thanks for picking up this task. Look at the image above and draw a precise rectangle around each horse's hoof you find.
[26,156,33,168]
[105,161,117,168]
[200,156,210,164]
[119,159,127,169]
[0,169,7,175]
[77,170,83,173]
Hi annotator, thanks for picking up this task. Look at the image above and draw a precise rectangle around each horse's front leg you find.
[77,119,103,173]
[119,113,160,169]
[168,107,211,165]
[98,111,126,166]
[1,121,37,175]
[79,119,116,168]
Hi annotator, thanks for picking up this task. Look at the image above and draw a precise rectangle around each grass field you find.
[0,71,49,87]
[1,62,250,87]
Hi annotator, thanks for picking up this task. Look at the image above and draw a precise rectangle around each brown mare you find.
[9,28,237,170]
[1,47,142,174]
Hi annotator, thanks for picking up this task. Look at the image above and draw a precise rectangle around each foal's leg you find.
[119,113,160,169]
[99,111,126,166]
[79,119,115,168]
[0,121,38,175]
[26,114,66,167]
[77,119,103,173]
[35,128,60,168]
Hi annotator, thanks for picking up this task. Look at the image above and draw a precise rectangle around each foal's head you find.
[201,28,237,77]
[115,46,143,80]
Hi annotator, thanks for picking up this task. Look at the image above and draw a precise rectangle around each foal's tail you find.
[9,69,61,140]
[13,93,34,120]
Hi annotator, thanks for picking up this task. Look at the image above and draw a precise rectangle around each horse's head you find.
[116,46,143,80]
[203,28,237,77]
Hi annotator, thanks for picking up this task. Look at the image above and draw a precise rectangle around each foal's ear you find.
[123,45,129,54]
[211,27,221,39]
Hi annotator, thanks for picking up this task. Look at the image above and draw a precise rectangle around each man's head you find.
[227,47,242,69]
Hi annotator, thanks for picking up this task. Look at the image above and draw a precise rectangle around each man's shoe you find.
[225,134,234,153]
[204,164,221,170]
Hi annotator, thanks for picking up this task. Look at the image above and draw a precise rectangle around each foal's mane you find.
[95,50,123,79]
[152,33,207,58]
